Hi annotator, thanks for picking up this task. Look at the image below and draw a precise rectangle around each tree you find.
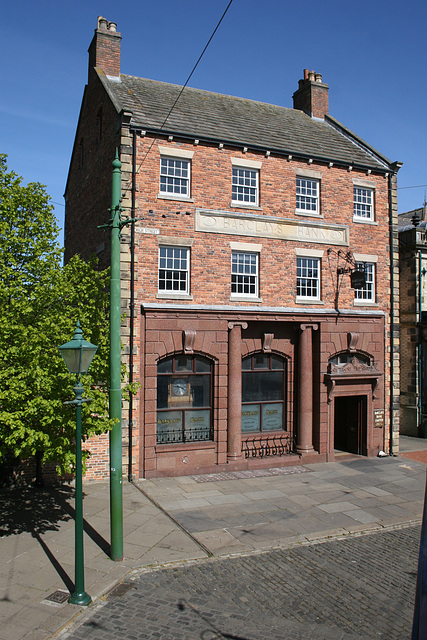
[0,155,112,480]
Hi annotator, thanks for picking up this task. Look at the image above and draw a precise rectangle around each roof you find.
[398,206,427,231]
[98,71,392,171]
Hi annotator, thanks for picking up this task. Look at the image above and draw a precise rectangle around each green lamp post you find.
[109,150,124,561]
[58,321,98,606]
[99,150,134,561]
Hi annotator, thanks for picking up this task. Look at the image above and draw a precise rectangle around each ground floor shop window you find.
[241,353,286,432]
[157,354,213,444]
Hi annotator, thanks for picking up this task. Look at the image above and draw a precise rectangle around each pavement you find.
[1,436,427,640]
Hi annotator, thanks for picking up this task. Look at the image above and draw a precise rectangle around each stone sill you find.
[230,296,263,303]
[157,193,194,203]
[230,203,263,211]
[156,293,193,300]
[352,217,378,226]
[155,441,216,453]
[295,297,324,305]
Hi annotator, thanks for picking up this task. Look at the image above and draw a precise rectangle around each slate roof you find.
[398,207,427,231]
[99,71,392,171]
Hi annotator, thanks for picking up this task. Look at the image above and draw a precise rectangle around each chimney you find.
[88,17,121,83]
[293,69,329,119]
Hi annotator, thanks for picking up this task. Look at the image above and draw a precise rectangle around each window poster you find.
[241,404,261,432]
[185,410,211,439]
[262,403,283,430]
[157,411,183,443]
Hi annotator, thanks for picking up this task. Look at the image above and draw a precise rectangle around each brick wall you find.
[128,133,390,310]
[64,72,121,266]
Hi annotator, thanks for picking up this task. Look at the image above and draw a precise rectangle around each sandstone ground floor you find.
[97,305,392,480]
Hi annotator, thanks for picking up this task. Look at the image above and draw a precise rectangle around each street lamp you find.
[58,321,98,606]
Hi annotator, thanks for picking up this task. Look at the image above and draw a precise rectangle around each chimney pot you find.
[98,16,108,30]
[303,68,309,82]
[108,22,117,32]
[315,73,322,83]
[308,70,315,82]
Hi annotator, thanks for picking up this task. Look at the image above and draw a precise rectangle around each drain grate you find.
[107,583,135,599]
[44,590,69,604]
[190,465,310,483]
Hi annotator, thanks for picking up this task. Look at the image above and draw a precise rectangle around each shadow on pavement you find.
[0,486,75,603]
[33,531,74,593]
[0,484,110,602]
[0,485,73,536]
[0,484,110,553]
[56,493,111,557]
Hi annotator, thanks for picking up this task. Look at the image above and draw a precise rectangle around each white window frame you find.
[296,177,319,214]
[354,262,375,302]
[231,251,259,297]
[159,156,191,198]
[296,256,320,300]
[158,246,190,294]
[232,166,259,206]
[353,187,374,221]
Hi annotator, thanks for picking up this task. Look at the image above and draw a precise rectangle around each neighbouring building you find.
[398,204,427,437]
[64,17,401,480]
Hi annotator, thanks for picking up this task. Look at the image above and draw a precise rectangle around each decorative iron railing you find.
[242,434,292,459]
[157,426,213,445]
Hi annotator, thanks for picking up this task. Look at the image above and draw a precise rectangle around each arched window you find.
[157,354,213,444]
[328,352,371,369]
[241,353,286,433]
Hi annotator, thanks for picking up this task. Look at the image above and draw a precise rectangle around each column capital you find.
[228,321,248,330]
[300,323,319,332]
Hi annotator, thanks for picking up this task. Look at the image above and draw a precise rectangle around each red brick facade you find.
[65,19,401,479]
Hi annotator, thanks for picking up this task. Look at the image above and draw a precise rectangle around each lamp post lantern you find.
[59,321,98,606]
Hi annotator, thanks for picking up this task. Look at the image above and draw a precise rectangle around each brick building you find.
[398,204,427,436]
[64,18,401,479]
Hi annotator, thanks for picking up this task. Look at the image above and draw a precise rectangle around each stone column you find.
[296,323,318,454]
[227,322,247,461]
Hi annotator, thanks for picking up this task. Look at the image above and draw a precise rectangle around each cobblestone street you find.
[61,524,420,640]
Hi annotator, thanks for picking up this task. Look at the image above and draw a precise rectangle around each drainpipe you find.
[418,250,424,436]
[388,172,395,455]
[128,130,136,481]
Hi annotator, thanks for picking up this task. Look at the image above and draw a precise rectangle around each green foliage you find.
[0,155,113,476]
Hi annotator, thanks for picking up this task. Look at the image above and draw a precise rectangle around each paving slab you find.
[342,509,380,524]
[203,492,252,505]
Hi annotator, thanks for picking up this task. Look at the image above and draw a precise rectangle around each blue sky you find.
[2,0,426,246]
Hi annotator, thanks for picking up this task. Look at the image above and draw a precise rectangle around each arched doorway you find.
[326,350,382,458]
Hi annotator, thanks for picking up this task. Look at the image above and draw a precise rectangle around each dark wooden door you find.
[334,395,367,455]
